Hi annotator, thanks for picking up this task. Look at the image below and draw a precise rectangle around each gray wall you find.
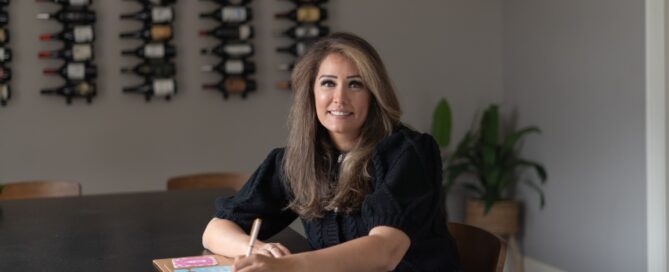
[502,0,647,271]
[0,1,502,196]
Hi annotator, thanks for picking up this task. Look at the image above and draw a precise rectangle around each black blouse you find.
[214,126,460,271]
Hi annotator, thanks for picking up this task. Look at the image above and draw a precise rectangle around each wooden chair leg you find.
[508,235,524,272]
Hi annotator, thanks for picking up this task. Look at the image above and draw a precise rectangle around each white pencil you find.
[245,218,262,257]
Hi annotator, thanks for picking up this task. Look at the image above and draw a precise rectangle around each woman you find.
[202,32,460,271]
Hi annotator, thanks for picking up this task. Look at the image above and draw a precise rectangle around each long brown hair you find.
[283,32,402,219]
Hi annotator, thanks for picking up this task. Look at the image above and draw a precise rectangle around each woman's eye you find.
[349,81,364,89]
[320,80,335,87]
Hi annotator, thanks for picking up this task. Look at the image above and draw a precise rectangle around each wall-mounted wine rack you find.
[37,0,97,105]
[199,0,256,100]
[274,0,329,91]
[120,0,177,102]
[0,0,10,106]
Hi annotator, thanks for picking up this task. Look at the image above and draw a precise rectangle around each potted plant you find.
[432,100,547,236]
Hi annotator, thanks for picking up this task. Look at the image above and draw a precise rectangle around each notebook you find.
[153,255,233,272]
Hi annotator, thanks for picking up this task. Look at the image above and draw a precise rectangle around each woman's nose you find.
[332,85,348,104]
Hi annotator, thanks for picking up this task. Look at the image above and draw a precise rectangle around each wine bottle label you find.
[221,7,247,23]
[151,25,172,41]
[296,42,307,56]
[153,79,175,96]
[238,25,252,40]
[74,82,94,96]
[0,48,6,61]
[72,44,92,61]
[294,25,319,39]
[225,60,244,74]
[0,28,6,44]
[224,78,246,93]
[69,0,90,6]
[73,25,94,43]
[152,7,173,23]
[0,84,8,100]
[224,44,252,56]
[66,63,86,80]
[144,43,165,58]
[296,6,321,23]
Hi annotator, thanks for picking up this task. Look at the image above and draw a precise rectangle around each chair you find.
[167,172,250,192]
[448,222,507,272]
[0,180,81,201]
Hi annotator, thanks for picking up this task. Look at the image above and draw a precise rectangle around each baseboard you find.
[521,256,566,272]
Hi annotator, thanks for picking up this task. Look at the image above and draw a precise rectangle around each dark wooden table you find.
[0,189,310,271]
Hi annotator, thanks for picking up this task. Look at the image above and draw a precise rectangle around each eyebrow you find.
[318,75,362,79]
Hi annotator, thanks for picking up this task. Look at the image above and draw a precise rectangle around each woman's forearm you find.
[286,226,410,272]
[202,218,259,257]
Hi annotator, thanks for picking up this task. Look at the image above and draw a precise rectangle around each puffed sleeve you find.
[361,132,443,235]
[214,148,298,240]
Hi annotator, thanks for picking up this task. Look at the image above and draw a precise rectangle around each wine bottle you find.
[198,24,253,41]
[123,78,176,101]
[36,0,93,7]
[121,61,175,78]
[120,24,172,42]
[202,77,256,99]
[0,27,9,44]
[38,43,93,62]
[277,24,329,39]
[274,6,327,23]
[122,43,175,59]
[43,62,97,81]
[122,0,176,5]
[201,59,255,75]
[36,9,96,24]
[120,6,174,24]
[277,63,294,71]
[200,6,252,24]
[0,47,11,62]
[198,0,251,5]
[0,83,10,106]
[200,43,253,58]
[41,81,96,104]
[279,0,328,4]
[0,11,7,26]
[275,80,291,90]
[276,41,312,57]
[0,66,11,83]
[39,25,95,43]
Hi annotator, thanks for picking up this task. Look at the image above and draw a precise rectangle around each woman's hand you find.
[253,242,291,258]
[233,254,299,272]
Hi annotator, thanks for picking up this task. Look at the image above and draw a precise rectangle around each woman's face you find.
[314,53,371,150]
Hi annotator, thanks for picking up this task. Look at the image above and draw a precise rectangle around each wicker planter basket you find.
[465,199,520,236]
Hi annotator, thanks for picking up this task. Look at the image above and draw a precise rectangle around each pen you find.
[245,218,262,257]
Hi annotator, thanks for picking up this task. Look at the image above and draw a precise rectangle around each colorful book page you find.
[174,266,233,272]
[172,256,217,268]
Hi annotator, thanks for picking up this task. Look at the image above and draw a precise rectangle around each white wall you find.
[0,1,503,196]
[502,0,647,271]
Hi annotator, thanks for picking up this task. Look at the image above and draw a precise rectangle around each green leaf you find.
[432,98,453,148]
[483,196,496,215]
[523,179,546,208]
[445,163,470,189]
[482,144,497,172]
[516,159,548,183]
[481,105,500,146]
[501,126,541,158]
